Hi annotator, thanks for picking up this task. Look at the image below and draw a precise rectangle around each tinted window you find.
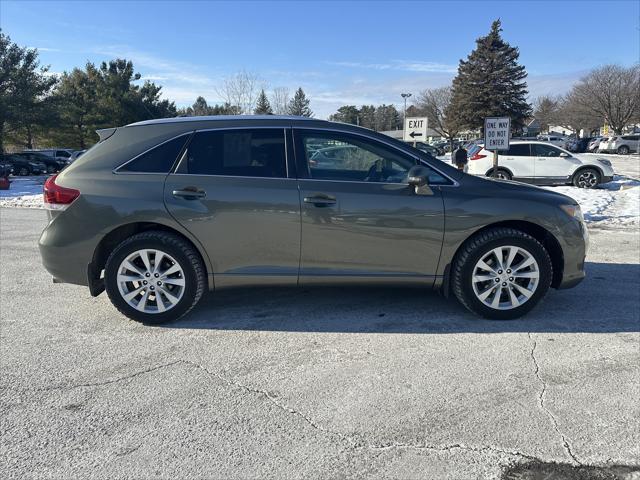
[622,135,639,141]
[506,144,531,156]
[185,129,286,178]
[532,144,562,157]
[56,150,71,158]
[300,131,449,185]
[119,135,189,173]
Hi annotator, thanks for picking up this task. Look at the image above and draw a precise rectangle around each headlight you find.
[560,204,584,222]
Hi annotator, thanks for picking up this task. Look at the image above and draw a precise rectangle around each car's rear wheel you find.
[105,231,206,324]
[488,168,512,180]
[617,146,630,155]
[573,168,600,188]
[452,228,552,320]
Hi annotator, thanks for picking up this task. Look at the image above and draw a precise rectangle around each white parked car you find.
[598,134,640,155]
[466,141,614,188]
[537,135,568,148]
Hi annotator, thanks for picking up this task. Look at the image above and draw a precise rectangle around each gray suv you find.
[39,116,588,323]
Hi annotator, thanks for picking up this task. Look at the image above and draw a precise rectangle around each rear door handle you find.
[303,195,336,207]
[172,188,206,200]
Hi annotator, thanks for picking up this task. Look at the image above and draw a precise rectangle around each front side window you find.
[185,129,286,178]
[532,144,562,157]
[119,135,189,173]
[300,132,412,183]
[56,150,71,158]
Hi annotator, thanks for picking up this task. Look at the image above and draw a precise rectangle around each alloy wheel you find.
[471,246,540,310]
[116,249,186,313]
[576,170,598,188]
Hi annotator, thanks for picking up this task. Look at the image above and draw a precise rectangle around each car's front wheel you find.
[617,146,630,155]
[452,228,552,320]
[18,167,30,176]
[573,168,600,188]
[105,231,206,324]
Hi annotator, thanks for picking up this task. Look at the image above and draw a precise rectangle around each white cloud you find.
[327,60,458,74]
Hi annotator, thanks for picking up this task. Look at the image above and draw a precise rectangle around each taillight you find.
[470,153,487,160]
[43,174,80,210]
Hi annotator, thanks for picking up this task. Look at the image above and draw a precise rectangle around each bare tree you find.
[217,70,261,115]
[569,64,640,134]
[532,95,561,133]
[415,86,459,149]
[270,87,290,115]
[554,93,602,137]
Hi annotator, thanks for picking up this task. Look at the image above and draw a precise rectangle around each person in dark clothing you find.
[453,144,468,171]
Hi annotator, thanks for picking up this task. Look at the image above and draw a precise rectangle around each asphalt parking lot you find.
[1,208,639,479]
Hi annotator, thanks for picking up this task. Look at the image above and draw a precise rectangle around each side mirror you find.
[559,152,570,157]
[407,165,430,187]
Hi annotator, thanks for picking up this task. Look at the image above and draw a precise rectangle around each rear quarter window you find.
[118,135,190,173]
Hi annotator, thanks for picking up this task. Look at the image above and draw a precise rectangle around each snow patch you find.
[0,176,46,209]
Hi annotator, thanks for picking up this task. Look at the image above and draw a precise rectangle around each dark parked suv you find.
[39,116,588,323]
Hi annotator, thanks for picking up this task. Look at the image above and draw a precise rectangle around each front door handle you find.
[303,195,336,207]
[172,187,206,200]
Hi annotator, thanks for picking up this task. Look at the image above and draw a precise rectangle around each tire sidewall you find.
[618,146,629,155]
[458,235,552,320]
[105,235,201,324]
[573,168,600,188]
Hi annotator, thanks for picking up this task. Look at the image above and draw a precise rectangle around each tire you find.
[488,168,512,180]
[46,165,56,174]
[452,228,552,320]
[617,146,630,155]
[104,231,206,324]
[572,168,600,188]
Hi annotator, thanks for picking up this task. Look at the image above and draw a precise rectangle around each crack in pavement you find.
[528,332,583,465]
[33,356,583,468]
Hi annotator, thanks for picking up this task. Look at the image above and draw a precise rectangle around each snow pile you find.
[544,175,640,228]
[0,176,46,209]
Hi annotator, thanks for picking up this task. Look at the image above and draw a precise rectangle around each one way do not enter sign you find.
[403,117,428,142]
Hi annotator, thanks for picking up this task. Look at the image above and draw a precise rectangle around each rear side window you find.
[119,135,190,173]
[506,144,531,156]
[185,129,286,178]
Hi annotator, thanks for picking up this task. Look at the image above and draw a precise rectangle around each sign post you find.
[404,117,428,146]
[484,117,511,178]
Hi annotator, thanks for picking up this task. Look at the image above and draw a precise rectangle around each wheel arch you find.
[572,164,604,180]
[484,166,513,178]
[89,221,213,296]
[442,220,564,296]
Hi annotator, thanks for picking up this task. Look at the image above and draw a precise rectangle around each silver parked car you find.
[39,116,588,324]
[598,134,640,154]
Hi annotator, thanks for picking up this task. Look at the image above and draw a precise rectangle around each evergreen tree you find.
[358,105,376,130]
[0,31,57,153]
[447,19,531,132]
[329,105,359,124]
[287,87,313,117]
[254,89,273,114]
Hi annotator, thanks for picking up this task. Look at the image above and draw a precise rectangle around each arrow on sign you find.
[409,131,423,138]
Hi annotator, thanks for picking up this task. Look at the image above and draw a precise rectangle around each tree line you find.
[329,20,639,147]
[0,30,314,153]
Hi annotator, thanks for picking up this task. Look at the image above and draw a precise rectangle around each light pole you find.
[401,92,412,121]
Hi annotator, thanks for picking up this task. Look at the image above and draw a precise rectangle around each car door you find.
[164,127,301,288]
[293,128,446,286]
[532,143,576,181]
[499,143,534,180]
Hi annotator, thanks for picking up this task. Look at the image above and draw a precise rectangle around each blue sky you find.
[2,0,638,118]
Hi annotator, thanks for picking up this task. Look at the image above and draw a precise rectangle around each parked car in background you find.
[466,140,614,188]
[537,135,568,148]
[39,116,588,324]
[587,137,605,152]
[567,137,593,153]
[14,152,66,173]
[413,142,444,157]
[69,150,86,162]
[0,154,46,176]
[24,148,74,165]
[598,134,640,154]
[0,159,14,176]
